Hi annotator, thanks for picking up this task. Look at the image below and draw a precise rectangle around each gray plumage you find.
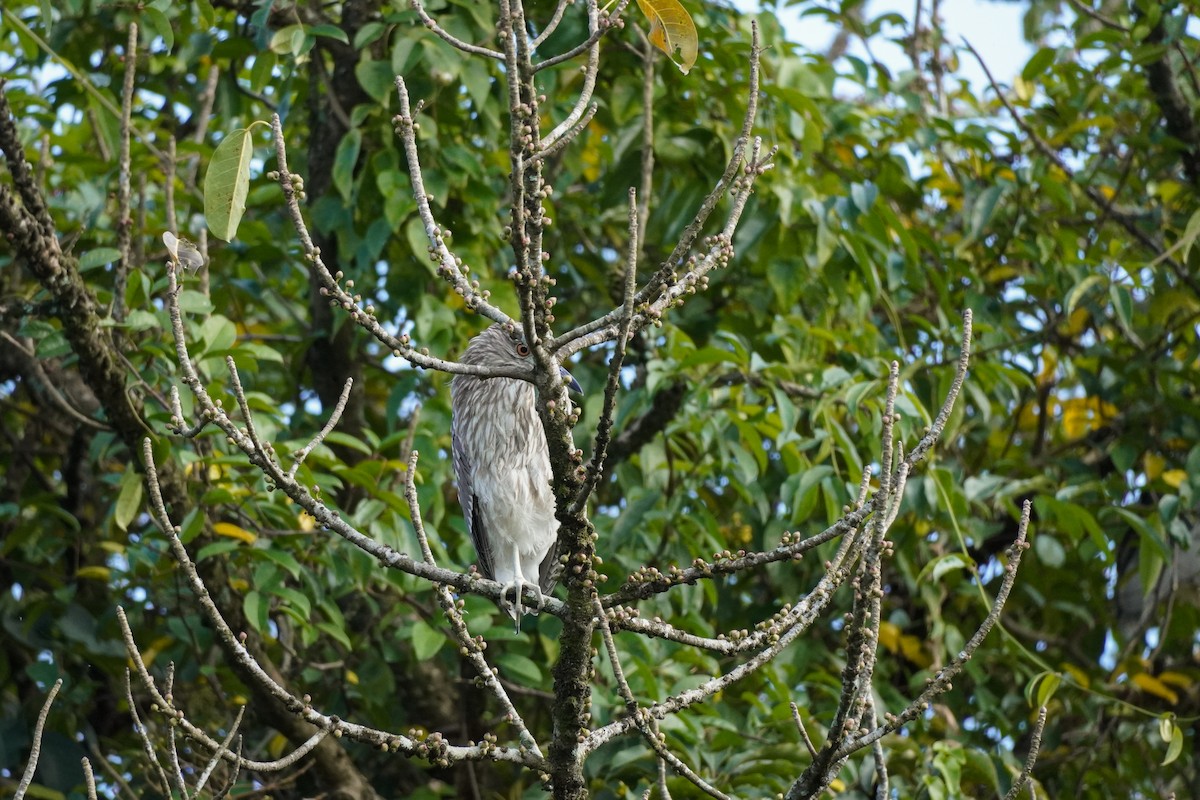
[451,324,576,622]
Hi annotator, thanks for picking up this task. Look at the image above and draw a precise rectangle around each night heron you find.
[451,324,581,622]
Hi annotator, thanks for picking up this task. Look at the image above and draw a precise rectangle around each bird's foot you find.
[500,579,545,631]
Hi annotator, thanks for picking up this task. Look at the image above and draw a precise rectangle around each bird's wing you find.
[537,539,560,593]
[452,426,495,580]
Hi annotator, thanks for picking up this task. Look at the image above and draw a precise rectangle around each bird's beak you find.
[559,366,582,393]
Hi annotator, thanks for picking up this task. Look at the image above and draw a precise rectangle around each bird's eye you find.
[516,343,530,357]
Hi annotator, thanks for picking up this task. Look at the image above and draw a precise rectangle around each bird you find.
[450,324,581,624]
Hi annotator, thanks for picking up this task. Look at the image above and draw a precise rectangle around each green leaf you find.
[309,23,349,44]
[918,553,972,583]
[114,466,143,532]
[197,540,241,561]
[1179,206,1200,262]
[140,7,174,52]
[79,247,121,270]
[204,127,257,241]
[411,619,443,660]
[1021,46,1056,82]
[271,586,311,619]
[199,314,237,353]
[270,24,308,56]
[316,621,352,649]
[1035,671,1061,707]
[1162,720,1183,766]
[355,60,395,103]
[1109,283,1135,335]
[354,21,387,49]
[332,128,362,202]
[495,651,542,685]
[956,184,1005,254]
[1064,273,1104,316]
[244,590,268,633]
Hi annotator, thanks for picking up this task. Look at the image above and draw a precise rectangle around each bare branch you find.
[1003,706,1048,800]
[556,23,766,357]
[594,599,732,800]
[411,0,504,59]
[534,0,632,72]
[14,679,63,800]
[81,758,99,800]
[586,521,870,754]
[113,22,138,322]
[832,500,1032,761]
[194,706,245,796]
[572,188,640,513]
[287,376,353,479]
[393,77,510,322]
[124,669,172,792]
[539,0,601,153]
[137,440,548,768]
[532,0,572,47]
[269,114,520,376]
[790,703,818,759]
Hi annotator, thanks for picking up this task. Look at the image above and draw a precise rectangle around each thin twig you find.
[594,598,732,800]
[124,669,172,792]
[1002,706,1048,800]
[113,22,138,323]
[271,114,519,376]
[411,0,504,59]
[539,0,601,153]
[404,449,544,756]
[556,22,765,357]
[13,679,63,800]
[532,0,572,47]
[0,332,111,430]
[572,187,640,513]
[391,80,508,323]
[534,0,632,72]
[790,702,818,759]
[81,758,99,800]
[194,706,245,795]
[287,377,353,479]
[833,500,1033,760]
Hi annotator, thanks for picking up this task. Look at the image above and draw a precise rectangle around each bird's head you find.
[462,324,581,392]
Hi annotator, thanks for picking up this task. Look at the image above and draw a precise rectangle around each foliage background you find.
[0,0,1197,797]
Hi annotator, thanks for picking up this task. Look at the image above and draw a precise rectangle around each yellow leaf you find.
[636,0,698,74]
[1060,396,1115,440]
[75,566,111,581]
[1158,671,1192,690]
[1144,453,1166,480]
[1061,662,1090,690]
[1131,672,1179,705]
[899,634,932,668]
[1037,349,1057,387]
[878,620,900,653]
[213,521,256,543]
[346,669,359,685]
[1161,469,1187,488]
[140,636,175,668]
[267,732,289,758]
[298,511,316,532]
[1065,306,1089,336]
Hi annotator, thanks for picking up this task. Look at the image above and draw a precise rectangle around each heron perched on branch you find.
[451,324,581,623]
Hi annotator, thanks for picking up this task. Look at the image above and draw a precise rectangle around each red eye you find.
[516,343,530,357]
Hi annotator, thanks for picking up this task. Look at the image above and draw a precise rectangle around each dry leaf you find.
[636,0,698,75]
